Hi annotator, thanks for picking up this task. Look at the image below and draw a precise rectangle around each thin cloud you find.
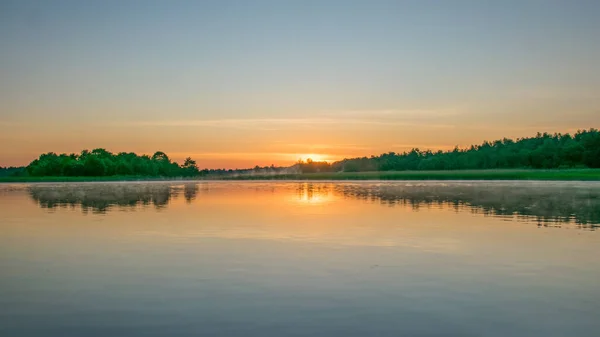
[167,151,351,162]
[120,117,455,129]
[114,107,464,130]
[391,144,458,150]
[281,143,372,151]
[319,107,464,118]
[169,152,296,159]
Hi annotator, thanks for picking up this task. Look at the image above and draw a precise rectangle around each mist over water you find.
[1,181,599,337]
[22,181,600,228]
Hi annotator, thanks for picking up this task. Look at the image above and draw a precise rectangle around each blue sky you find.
[1,0,599,167]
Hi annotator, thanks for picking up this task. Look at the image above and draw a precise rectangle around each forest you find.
[2,129,600,178]
[0,166,24,177]
[300,128,600,173]
[24,149,200,177]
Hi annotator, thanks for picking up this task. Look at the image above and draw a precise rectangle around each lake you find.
[1,181,599,337]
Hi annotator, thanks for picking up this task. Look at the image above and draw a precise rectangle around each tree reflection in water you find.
[28,182,600,228]
[295,182,600,229]
[28,183,197,214]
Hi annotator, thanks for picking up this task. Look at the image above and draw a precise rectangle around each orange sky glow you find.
[1,2,598,168]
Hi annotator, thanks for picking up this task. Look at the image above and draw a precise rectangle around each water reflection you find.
[295,183,332,203]
[4,181,600,337]
[28,183,198,214]
[328,182,600,229]
[25,181,600,228]
[183,183,199,203]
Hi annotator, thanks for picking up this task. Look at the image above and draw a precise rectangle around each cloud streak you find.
[319,107,464,118]
[167,151,348,162]
[279,143,372,151]
[112,107,464,130]
[0,121,16,127]
[120,116,456,130]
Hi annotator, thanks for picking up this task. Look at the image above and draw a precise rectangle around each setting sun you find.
[1,2,599,336]
[297,154,332,163]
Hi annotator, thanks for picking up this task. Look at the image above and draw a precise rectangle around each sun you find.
[298,153,330,163]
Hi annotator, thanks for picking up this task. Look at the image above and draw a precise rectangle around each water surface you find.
[1,181,599,337]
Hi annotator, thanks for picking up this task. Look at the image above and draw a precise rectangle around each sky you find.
[1,0,599,168]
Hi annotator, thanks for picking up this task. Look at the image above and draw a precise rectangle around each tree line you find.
[300,129,600,173]
[25,149,200,177]
[2,129,599,177]
[0,166,24,177]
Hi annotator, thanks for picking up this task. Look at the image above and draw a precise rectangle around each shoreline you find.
[2,169,600,182]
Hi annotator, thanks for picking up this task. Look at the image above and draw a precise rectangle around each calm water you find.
[1,181,599,337]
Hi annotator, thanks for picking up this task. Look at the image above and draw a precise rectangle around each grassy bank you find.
[220,169,600,181]
[2,169,600,182]
[0,176,191,183]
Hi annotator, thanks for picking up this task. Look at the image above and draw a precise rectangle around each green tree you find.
[182,157,199,176]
